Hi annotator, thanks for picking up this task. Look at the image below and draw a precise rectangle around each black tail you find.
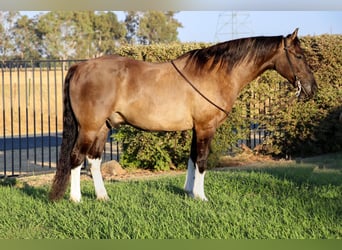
[49,65,79,201]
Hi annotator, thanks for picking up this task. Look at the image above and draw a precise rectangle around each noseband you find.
[283,38,308,98]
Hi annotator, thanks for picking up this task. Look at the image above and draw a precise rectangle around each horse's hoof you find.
[96,195,110,201]
[70,197,82,203]
[187,191,208,201]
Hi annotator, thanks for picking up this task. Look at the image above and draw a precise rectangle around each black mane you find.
[181,36,283,72]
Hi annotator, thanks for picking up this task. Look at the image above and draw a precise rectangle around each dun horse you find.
[50,29,317,202]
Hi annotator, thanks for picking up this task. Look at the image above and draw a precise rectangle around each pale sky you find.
[112,11,342,42]
[21,11,342,43]
[175,11,342,42]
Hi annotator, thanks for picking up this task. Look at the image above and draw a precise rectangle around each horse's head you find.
[274,28,318,99]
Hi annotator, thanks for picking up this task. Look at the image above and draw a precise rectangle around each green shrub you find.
[112,35,342,169]
[113,126,191,170]
[249,35,342,157]
[208,101,250,168]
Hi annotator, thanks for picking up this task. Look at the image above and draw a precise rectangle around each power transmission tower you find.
[214,11,253,42]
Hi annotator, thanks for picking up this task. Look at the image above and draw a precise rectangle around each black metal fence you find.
[1,59,266,178]
[0,60,119,177]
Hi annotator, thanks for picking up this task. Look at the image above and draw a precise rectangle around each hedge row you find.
[112,35,342,170]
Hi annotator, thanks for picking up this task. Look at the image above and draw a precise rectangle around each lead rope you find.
[170,60,230,117]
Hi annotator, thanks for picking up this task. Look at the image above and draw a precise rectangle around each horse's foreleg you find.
[184,129,213,201]
[185,158,208,201]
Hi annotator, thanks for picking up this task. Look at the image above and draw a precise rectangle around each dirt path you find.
[16,150,280,187]
[16,168,186,187]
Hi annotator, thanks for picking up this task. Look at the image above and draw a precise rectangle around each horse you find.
[49,28,317,202]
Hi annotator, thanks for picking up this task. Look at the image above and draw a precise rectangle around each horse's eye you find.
[296,54,303,59]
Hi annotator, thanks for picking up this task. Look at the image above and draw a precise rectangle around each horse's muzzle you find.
[298,77,318,100]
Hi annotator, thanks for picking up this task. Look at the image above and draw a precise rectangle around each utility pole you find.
[214,11,253,42]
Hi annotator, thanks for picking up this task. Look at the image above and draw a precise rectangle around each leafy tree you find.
[35,11,126,59]
[0,11,20,59]
[11,14,41,60]
[92,11,126,57]
[1,11,182,59]
[138,11,182,44]
[124,11,182,45]
[70,11,96,59]
[124,11,140,44]
[35,11,77,60]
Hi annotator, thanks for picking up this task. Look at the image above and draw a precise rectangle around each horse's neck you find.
[238,63,271,83]
[230,55,276,90]
[175,50,275,95]
[210,53,277,110]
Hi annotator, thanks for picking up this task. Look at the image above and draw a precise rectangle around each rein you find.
[170,60,230,116]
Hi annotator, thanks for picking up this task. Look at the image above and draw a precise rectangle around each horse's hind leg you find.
[69,129,98,202]
[70,162,83,202]
[87,124,110,201]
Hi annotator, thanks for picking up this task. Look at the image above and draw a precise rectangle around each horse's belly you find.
[118,107,193,132]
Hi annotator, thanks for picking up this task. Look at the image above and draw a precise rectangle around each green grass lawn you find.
[0,153,341,239]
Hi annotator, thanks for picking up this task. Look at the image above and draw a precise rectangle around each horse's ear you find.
[289,28,299,41]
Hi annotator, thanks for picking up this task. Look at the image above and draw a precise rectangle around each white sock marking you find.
[70,164,82,202]
[88,157,109,201]
[184,158,195,193]
[193,167,207,201]
[184,158,208,201]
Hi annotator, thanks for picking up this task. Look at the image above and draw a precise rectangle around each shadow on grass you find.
[217,152,342,187]
[255,166,342,186]
[19,183,50,202]
[166,184,188,198]
[0,177,17,186]
[298,152,342,170]
[0,177,50,203]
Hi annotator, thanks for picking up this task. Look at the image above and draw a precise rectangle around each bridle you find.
[283,37,308,98]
